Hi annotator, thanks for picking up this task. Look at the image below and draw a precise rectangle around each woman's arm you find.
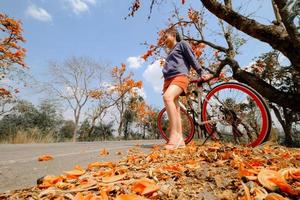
[180,41,203,76]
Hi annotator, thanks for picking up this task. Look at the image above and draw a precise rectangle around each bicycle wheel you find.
[202,82,271,147]
[157,107,195,144]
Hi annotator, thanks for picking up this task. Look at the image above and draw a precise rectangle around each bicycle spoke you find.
[202,82,271,147]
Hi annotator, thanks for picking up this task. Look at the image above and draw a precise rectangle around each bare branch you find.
[184,36,227,52]
[273,0,300,43]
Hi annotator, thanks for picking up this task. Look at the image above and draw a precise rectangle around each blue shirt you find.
[162,40,203,80]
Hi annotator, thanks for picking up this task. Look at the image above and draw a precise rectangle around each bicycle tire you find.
[202,82,271,147]
[157,107,195,144]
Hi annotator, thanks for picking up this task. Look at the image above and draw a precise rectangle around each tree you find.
[0,13,26,98]
[146,107,161,139]
[111,64,143,138]
[131,98,157,139]
[250,51,300,146]
[37,99,63,133]
[78,119,91,141]
[94,121,114,141]
[0,99,63,141]
[0,100,39,139]
[47,57,102,142]
[123,105,135,140]
[88,64,142,138]
[0,95,16,116]
[128,0,300,112]
[87,64,142,139]
[59,120,76,141]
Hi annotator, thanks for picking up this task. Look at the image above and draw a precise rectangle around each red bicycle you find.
[157,78,271,147]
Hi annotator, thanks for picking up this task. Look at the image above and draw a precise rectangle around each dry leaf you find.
[99,148,109,156]
[88,161,115,170]
[38,154,53,161]
[102,173,126,183]
[37,175,63,189]
[265,193,289,200]
[115,194,144,200]
[63,165,85,179]
[131,178,159,195]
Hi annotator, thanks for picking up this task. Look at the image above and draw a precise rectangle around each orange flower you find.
[99,148,109,156]
[38,154,54,161]
[88,161,115,170]
[115,194,144,200]
[102,173,126,183]
[64,165,85,179]
[131,178,159,195]
[38,175,63,189]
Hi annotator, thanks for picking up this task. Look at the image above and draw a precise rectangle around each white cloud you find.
[278,53,291,66]
[83,0,97,5]
[142,60,163,93]
[26,5,52,22]
[67,0,97,14]
[127,56,145,69]
[133,87,147,99]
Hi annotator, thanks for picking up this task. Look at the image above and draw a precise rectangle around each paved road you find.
[0,140,163,193]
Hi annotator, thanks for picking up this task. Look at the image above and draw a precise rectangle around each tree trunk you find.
[124,120,129,140]
[270,104,296,146]
[283,108,294,146]
[88,117,97,138]
[200,0,300,71]
[142,124,146,139]
[73,118,79,142]
[227,58,300,111]
[283,122,293,146]
[72,108,81,142]
[118,116,123,138]
[118,100,125,138]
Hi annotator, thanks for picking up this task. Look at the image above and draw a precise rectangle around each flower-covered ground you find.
[0,141,299,200]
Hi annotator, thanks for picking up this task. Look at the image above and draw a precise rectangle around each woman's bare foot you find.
[164,134,185,149]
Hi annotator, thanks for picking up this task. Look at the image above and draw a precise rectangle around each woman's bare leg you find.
[163,85,183,145]
[175,97,185,146]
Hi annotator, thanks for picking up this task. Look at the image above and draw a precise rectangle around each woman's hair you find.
[165,27,182,42]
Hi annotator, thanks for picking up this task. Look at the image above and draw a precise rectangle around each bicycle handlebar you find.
[190,78,204,84]
[190,75,216,85]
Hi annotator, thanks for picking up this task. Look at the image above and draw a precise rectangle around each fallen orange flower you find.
[74,192,106,200]
[63,165,85,179]
[37,175,63,189]
[115,194,145,200]
[258,169,280,191]
[102,173,126,183]
[88,161,115,170]
[131,178,159,195]
[269,177,299,196]
[74,192,84,200]
[94,169,115,177]
[99,148,109,156]
[162,164,184,173]
[38,154,53,161]
[265,193,290,200]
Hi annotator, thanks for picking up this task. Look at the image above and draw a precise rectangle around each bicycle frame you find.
[158,79,272,147]
[178,81,222,140]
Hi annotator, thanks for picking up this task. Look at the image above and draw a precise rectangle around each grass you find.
[0,128,56,144]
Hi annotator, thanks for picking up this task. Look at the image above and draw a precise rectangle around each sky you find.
[0,0,277,120]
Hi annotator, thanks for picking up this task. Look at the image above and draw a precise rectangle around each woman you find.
[162,27,212,150]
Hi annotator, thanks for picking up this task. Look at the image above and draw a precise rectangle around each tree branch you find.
[226,58,300,111]
[184,36,227,52]
[200,0,300,71]
[273,0,300,43]
[271,0,284,26]
[269,103,285,128]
